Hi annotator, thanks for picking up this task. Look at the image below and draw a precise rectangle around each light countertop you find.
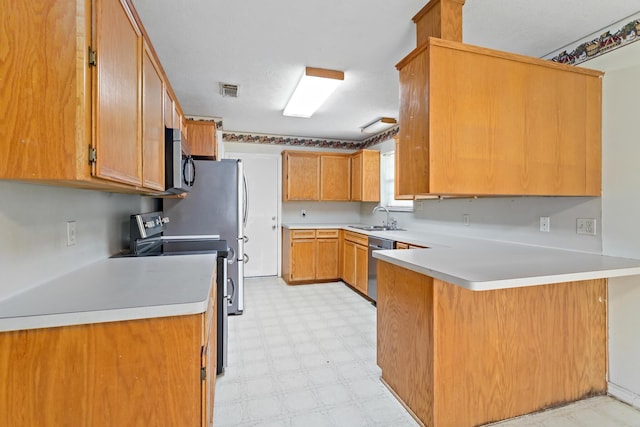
[282,223,640,291]
[0,254,216,332]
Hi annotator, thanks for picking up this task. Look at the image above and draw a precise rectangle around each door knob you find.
[272,224,277,229]
[272,216,276,221]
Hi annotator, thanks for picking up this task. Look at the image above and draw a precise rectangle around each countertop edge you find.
[0,300,209,333]
[374,251,640,291]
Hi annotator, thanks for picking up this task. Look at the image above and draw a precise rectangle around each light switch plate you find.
[66,221,77,246]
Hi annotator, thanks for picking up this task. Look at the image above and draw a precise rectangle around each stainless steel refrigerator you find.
[163,158,247,315]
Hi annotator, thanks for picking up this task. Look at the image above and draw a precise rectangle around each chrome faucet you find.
[373,205,391,228]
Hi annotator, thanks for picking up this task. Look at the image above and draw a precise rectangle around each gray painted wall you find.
[0,181,153,300]
[586,41,640,407]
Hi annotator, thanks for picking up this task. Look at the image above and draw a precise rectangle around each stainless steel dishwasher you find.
[368,236,396,302]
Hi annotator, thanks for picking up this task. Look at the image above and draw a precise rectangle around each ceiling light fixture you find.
[283,67,344,118]
[361,117,397,134]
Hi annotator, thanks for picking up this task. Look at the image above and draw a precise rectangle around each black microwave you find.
[165,127,195,194]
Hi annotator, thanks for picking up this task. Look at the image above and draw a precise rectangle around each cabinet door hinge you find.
[200,367,207,381]
[88,47,97,67]
[88,146,97,164]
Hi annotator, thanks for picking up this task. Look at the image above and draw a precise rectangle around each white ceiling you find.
[131,0,640,142]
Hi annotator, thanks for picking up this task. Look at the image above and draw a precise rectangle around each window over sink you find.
[381,151,413,211]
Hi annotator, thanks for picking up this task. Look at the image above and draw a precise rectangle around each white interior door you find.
[226,152,280,277]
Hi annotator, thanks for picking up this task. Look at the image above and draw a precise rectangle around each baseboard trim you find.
[608,382,640,410]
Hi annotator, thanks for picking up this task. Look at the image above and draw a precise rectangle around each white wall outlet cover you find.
[577,218,597,235]
[539,217,550,232]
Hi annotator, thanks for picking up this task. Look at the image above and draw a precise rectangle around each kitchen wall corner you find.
[0,181,153,300]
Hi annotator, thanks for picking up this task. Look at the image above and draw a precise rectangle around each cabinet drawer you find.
[397,241,428,249]
[316,229,339,239]
[344,231,368,246]
[291,229,316,239]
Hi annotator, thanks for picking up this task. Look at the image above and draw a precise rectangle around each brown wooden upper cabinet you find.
[320,154,351,201]
[283,151,321,201]
[0,0,187,194]
[185,120,218,159]
[141,41,165,191]
[396,38,603,197]
[350,150,380,202]
[283,150,380,202]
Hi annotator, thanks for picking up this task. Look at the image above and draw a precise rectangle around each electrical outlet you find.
[66,221,77,246]
[577,218,597,235]
[463,214,470,226]
[300,209,306,218]
[539,217,550,232]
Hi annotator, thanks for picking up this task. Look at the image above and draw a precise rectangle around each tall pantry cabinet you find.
[0,0,175,193]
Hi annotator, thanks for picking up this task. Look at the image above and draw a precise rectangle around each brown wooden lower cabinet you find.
[396,241,427,249]
[377,260,607,427]
[282,228,340,284]
[342,231,368,295]
[0,284,217,427]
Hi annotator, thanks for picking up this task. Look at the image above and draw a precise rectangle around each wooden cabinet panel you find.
[412,0,464,45]
[283,152,320,201]
[351,153,363,201]
[320,154,351,201]
[0,1,87,182]
[283,228,340,284]
[355,244,368,294]
[396,38,603,197]
[0,0,187,194]
[342,240,356,286]
[141,41,165,191]
[377,260,607,427]
[93,0,143,186]
[283,150,379,202]
[186,120,217,159]
[202,280,216,427]
[397,241,427,249]
[341,230,368,294]
[290,239,316,282]
[316,229,339,239]
[164,87,174,128]
[350,150,380,202]
[0,315,204,426]
[316,238,340,280]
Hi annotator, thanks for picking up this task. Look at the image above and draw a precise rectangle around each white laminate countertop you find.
[0,254,216,332]
[282,223,640,291]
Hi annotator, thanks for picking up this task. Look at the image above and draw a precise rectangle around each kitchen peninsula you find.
[373,238,640,427]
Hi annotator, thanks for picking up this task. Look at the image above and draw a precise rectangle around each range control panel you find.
[130,211,170,239]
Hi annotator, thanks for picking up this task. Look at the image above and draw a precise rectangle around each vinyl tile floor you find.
[214,277,640,427]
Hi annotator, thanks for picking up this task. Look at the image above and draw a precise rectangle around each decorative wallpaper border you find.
[222,13,640,148]
[547,13,640,65]
[223,125,399,150]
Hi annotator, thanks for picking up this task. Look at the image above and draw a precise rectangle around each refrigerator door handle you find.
[227,277,236,306]
[242,174,248,227]
[243,253,249,264]
[241,235,249,244]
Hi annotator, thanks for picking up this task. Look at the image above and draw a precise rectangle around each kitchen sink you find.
[349,225,405,232]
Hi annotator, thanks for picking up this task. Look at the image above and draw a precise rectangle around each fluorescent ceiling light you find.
[283,67,344,118]
[361,117,397,134]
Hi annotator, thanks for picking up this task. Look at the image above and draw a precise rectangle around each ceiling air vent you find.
[219,83,239,98]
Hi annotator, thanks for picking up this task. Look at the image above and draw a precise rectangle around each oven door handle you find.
[227,247,236,264]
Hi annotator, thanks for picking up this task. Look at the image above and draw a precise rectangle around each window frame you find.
[380,150,413,212]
